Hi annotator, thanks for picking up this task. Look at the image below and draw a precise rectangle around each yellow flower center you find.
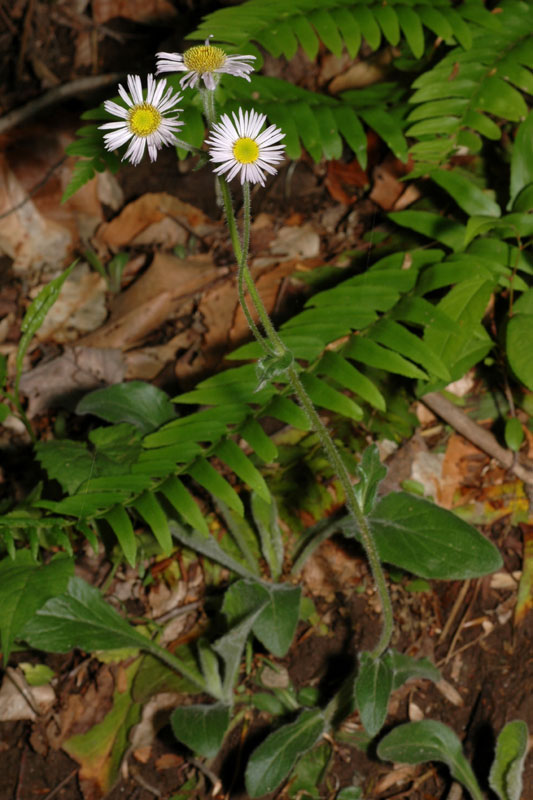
[128,104,161,137]
[183,44,227,73]
[233,137,259,164]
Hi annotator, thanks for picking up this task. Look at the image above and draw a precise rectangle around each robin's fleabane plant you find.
[100,74,183,166]
[156,37,255,90]
[206,108,285,186]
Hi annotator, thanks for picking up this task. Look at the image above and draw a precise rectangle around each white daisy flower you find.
[156,37,255,91]
[206,108,285,187]
[99,74,183,166]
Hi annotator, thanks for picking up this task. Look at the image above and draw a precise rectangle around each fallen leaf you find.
[92,0,177,24]
[31,262,108,343]
[0,671,55,721]
[63,660,142,800]
[97,193,215,251]
[19,346,126,416]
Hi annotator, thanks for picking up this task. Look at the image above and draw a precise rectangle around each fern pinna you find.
[2,223,531,562]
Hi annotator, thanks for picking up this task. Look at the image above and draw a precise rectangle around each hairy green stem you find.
[226,183,393,656]
[287,364,393,658]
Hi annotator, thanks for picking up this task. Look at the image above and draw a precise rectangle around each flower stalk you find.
[221,179,394,658]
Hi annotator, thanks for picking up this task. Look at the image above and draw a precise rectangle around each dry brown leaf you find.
[97,193,216,251]
[329,49,396,93]
[439,434,486,508]
[92,0,177,24]
[124,330,198,381]
[435,678,464,707]
[32,263,108,343]
[0,673,55,722]
[269,224,320,260]
[80,253,220,352]
[374,764,420,794]
[155,753,183,771]
[19,346,126,416]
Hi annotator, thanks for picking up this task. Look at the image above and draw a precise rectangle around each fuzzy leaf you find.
[377,721,483,800]
[489,720,529,800]
[171,703,230,759]
[354,492,503,579]
[355,652,393,736]
[245,708,326,798]
[76,381,176,435]
[0,551,74,664]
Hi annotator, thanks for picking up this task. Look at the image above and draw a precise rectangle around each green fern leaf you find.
[159,476,210,536]
[300,374,363,422]
[133,491,172,555]
[214,439,270,502]
[104,504,137,566]
[407,0,533,165]
[240,418,278,464]
[188,458,244,517]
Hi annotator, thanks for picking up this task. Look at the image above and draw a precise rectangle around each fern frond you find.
[407,0,533,166]
[188,0,496,61]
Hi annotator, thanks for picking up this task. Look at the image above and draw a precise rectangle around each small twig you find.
[444,580,481,664]
[5,666,41,717]
[0,73,125,135]
[422,391,533,486]
[153,599,202,625]
[16,0,34,81]
[130,765,162,798]
[438,579,470,645]
[43,769,77,800]
[190,757,223,796]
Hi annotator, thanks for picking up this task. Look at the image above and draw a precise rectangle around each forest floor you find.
[0,2,532,799]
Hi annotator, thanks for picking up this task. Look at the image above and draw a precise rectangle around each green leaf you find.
[0,551,74,664]
[216,500,261,575]
[253,584,301,658]
[263,396,311,431]
[354,444,387,515]
[489,720,529,800]
[430,169,501,218]
[76,381,175,435]
[355,652,393,737]
[368,319,451,381]
[34,440,93,495]
[507,309,533,391]
[159,476,209,536]
[509,112,533,210]
[21,575,152,653]
[104,505,137,567]
[319,351,386,412]
[387,650,440,691]
[241,418,278,464]
[397,6,425,58]
[169,521,259,582]
[215,585,269,698]
[389,211,466,252]
[171,703,230,759]
[16,261,77,389]
[300,373,363,421]
[344,337,428,380]
[346,492,502,579]
[377,721,484,800]
[133,491,172,555]
[504,418,524,453]
[188,458,244,516]
[250,492,284,580]
[476,76,527,122]
[360,108,408,163]
[214,438,270,502]
[245,708,326,798]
